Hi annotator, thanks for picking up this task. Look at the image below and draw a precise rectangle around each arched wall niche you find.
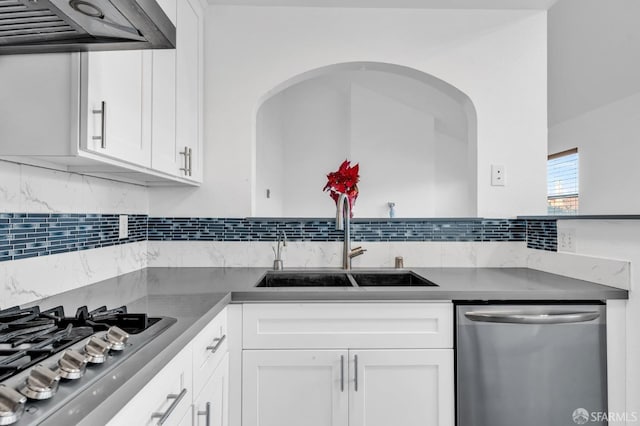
[253,61,478,218]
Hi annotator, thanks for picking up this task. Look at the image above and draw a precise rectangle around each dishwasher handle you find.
[464,311,600,324]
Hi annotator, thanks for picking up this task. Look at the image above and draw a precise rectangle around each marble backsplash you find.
[0,160,148,214]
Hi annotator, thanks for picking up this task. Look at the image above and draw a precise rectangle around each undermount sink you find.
[350,271,437,287]
[255,270,438,288]
[255,271,354,287]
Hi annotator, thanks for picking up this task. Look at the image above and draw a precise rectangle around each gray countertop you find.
[32,266,627,425]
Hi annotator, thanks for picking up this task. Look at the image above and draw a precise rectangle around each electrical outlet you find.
[558,228,576,252]
[491,165,505,186]
[119,215,128,239]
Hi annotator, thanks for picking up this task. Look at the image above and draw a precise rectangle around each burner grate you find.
[0,304,160,382]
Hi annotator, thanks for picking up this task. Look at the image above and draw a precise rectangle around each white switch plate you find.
[558,228,576,252]
[491,165,505,186]
[119,214,128,239]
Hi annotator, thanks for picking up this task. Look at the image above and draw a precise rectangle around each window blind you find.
[547,149,578,215]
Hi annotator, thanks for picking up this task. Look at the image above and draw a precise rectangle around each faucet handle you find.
[349,246,367,259]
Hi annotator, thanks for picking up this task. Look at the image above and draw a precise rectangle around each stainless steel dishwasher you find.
[456,303,607,426]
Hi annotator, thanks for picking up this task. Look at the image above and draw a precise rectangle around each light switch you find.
[491,165,505,186]
[119,215,128,239]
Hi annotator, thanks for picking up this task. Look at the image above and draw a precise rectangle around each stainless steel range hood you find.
[0,0,176,55]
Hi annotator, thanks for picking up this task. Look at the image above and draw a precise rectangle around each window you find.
[547,148,579,215]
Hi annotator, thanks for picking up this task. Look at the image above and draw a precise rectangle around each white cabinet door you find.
[348,349,454,426]
[242,350,349,426]
[151,0,181,176]
[175,0,203,181]
[83,50,152,167]
[195,353,230,426]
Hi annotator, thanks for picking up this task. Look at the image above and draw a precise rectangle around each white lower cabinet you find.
[241,303,455,426]
[243,350,349,426]
[242,349,453,426]
[107,345,193,426]
[349,349,454,426]
[108,308,229,426]
[194,353,230,426]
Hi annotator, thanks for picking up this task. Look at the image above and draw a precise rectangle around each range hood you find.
[0,0,175,55]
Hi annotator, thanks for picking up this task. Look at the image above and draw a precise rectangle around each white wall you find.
[255,95,286,216]
[547,0,640,126]
[281,77,350,216]
[350,84,436,217]
[149,6,548,217]
[548,92,640,215]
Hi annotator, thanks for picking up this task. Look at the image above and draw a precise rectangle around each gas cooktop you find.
[0,304,176,425]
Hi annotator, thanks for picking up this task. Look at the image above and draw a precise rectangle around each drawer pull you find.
[151,388,187,425]
[197,401,211,426]
[206,334,227,353]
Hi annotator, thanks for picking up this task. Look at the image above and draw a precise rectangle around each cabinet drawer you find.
[108,346,193,426]
[193,308,228,397]
[243,303,453,349]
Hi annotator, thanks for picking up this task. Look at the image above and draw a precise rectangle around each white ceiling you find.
[206,0,557,9]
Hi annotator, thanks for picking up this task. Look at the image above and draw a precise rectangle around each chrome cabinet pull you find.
[180,146,189,176]
[150,388,187,425]
[187,147,192,176]
[464,311,600,325]
[340,355,344,392]
[197,401,211,426]
[354,354,358,392]
[205,334,226,353]
[92,101,106,149]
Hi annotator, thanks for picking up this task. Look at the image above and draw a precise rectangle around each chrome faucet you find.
[336,193,366,269]
[272,230,287,270]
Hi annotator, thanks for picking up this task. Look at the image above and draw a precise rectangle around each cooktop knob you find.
[84,336,111,363]
[19,365,60,400]
[0,385,27,425]
[104,326,129,351]
[57,349,88,380]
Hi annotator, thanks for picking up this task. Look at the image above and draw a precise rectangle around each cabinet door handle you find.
[150,388,187,425]
[92,101,106,149]
[354,354,358,392]
[180,146,189,175]
[197,401,211,426]
[340,355,344,392]
[206,334,226,353]
[187,147,193,176]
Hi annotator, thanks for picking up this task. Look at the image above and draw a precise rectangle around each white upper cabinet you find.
[175,0,204,182]
[151,0,204,182]
[151,0,180,176]
[83,50,152,167]
[0,0,204,186]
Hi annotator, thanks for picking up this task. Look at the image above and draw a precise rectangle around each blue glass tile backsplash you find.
[146,218,527,243]
[0,214,555,262]
[526,219,558,251]
[0,213,147,262]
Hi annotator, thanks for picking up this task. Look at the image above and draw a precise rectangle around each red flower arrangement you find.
[323,160,360,217]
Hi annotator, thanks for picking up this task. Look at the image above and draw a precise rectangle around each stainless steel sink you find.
[255,271,354,287]
[255,270,437,287]
[350,271,437,287]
